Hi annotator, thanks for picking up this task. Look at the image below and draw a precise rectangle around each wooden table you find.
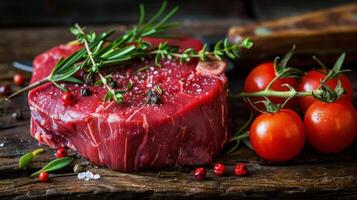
[0,21,357,199]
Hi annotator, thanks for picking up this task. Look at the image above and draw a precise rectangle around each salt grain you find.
[85,171,94,179]
[78,170,101,181]
[93,174,101,180]
[77,172,86,179]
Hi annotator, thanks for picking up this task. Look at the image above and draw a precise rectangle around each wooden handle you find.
[229,3,357,67]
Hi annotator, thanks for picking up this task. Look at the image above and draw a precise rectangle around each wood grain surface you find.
[1,7,357,199]
[1,63,357,200]
[229,3,357,68]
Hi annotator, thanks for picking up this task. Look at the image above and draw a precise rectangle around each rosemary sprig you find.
[7,1,253,104]
[6,1,178,100]
[149,38,253,65]
[73,24,124,103]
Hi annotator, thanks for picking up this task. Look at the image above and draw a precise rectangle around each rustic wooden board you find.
[0,17,357,199]
[0,61,357,199]
[229,3,357,68]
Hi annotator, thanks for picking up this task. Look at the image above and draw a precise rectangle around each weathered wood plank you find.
[229,3,357,68]
[0,79,357,199]
[0,16,357,198]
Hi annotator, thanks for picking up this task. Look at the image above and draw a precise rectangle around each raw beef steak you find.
[28,37,229,171]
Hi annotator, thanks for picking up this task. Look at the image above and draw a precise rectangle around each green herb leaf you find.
[138,4,145,26]
[155,84,163,95]
[62,76,83,84]
[242,138,253,150]
[19,153,33,169]
[31,157,72,177]
[6,1,252,103]
[275,45,295,75]
[127,79,134,91]
[19,148,44,169]
[331,53,346,76]
[228,113,253,153]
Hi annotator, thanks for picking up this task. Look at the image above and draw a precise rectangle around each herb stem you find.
[75,24,97,67]
[6,78,49,100]
[6,2,253,104]
[98,72,116,96]
[232,89,323,99]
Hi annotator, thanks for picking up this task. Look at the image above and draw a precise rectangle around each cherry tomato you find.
[13,73,25,86]
[250,109,305,162]
[39,172,49,182]
[304,101,357,153]
[56,147,67,158]
[243,62,298,110]
[298,70,353,113]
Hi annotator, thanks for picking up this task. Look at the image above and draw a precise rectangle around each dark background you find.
[1,0,356,27]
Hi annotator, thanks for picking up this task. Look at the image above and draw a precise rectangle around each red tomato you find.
[298,70,353,113]
[250,109,305,162]
[243,62,298,110]
[304,101,357,153]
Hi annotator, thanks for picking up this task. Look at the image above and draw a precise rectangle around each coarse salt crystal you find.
[85,171,94,179]
[93,174,101,180]
[78,170,100,181]
[77,172,86,179]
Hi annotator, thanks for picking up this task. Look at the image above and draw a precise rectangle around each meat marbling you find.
[28,37,229,171]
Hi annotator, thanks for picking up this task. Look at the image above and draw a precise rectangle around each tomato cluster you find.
[242,54,357,162]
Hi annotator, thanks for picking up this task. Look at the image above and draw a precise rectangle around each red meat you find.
[28,38,229,171]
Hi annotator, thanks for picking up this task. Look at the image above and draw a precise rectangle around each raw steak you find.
[28,37,229,171]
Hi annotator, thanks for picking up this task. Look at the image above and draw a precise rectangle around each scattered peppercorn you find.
[234,163,247,176]
[0,85,11,96]
[39,171,49,182]
[213,163,225,176]
[146,89,161,105]
[13,73,25,86]
[80,87,91,96]
[194,167,207,180]
[109,81,117,89]
[84,74,95,85]
[56,147,67,158]
[62,92,75,106]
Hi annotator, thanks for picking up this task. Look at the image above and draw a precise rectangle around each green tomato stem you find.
[232,89,324,99]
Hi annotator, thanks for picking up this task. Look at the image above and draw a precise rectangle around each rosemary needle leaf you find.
[62,77,83,84]
[8,1,253,104]
[146,0,167,25]
[138,4,145,26]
